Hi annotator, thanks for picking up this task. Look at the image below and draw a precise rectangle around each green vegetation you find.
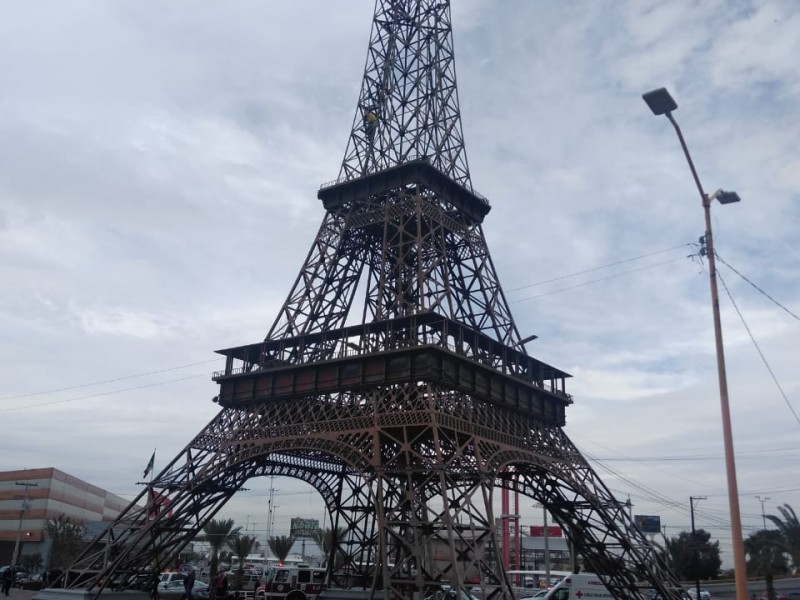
[45,514,87,570]
[201,518,242,585]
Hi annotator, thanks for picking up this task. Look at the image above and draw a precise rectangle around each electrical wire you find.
[1,373,212,412]
[715,253,800,322]
[506,243,692,293]
[592,444,800,461]
[1,245,694,403]
[716,267,800,429]
[0,358,222,402]
[511,256,689,303]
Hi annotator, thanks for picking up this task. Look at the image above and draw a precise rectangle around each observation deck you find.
[213,312,571,426]
[318,158,491,226]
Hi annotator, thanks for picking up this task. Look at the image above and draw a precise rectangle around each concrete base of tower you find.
[34,589,149,600]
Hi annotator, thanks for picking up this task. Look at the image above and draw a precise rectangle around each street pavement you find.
[5,589,38,600]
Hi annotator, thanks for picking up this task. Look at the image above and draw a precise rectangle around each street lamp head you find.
[642,87,678,116]
[709,189,742,204]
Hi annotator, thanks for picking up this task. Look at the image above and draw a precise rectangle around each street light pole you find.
[690,496,707,600]
[643,87,747,600]
[533,504,552,583]
[756,496,770,531]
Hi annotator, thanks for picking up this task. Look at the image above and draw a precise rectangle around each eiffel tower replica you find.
[62,2,682,600]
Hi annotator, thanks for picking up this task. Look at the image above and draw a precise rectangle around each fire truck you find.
[254,564,326,600]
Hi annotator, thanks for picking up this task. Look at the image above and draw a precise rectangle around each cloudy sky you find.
[2,0,798,566]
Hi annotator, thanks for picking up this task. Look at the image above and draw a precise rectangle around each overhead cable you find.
[716,268,800,430]
[716,252,800,322]
[506,243,692,293]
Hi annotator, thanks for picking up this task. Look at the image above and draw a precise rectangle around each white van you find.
[543,573,613,600]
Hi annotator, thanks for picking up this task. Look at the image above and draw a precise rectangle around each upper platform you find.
[318,158,491,225]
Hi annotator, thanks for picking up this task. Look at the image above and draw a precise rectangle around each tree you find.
[766,503,800,572]
[19,553,43,573]
[311,527,346,568]
[227,535,260,589]
[201,519,241,585]
[665,529,721,581]
[744,530,789,600]
[268,536,295,562]
[45,514,87,570]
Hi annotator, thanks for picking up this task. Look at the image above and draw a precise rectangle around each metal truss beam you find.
[66,383,681,600]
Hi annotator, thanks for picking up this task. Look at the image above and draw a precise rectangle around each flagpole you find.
[149,450,155,520]
[138,450,157,520]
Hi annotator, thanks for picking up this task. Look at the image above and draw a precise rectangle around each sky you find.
[1,0,799,567]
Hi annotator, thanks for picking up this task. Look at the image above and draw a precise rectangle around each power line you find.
[715,253,800,322]
[716,267,800,430]
[0,358,222,402]
[593,448,800,462]
[511,256,688,303]
[1,373,212,412]
[506,243,692,293]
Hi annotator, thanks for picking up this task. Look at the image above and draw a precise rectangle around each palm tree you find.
[201,519,241,585]
[766,503,800,572]
[311,527,345,568]
[227,535,260,589]
[744,530,789,599]
[268,536,295,562]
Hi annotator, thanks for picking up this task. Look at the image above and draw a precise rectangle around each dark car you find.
[21,573,46,591]
[12,570,29,588]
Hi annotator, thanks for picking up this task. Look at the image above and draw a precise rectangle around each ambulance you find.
[542,573,613,600]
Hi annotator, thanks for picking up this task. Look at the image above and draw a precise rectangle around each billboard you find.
[290,517,320,538]
[634,515,661,534]
[529,526,563,538]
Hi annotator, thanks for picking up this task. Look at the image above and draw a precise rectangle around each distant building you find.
[519,533,572,571]
[0,468,131,568]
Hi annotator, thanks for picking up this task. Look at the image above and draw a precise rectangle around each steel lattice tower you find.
[64,3,683,600]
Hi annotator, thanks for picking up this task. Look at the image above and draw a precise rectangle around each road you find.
[703,579,800,600]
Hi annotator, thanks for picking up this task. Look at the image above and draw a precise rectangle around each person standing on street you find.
[150,572,160,600]
[2,567,15,596]
[214,572,228,600]
[183,570,195,600]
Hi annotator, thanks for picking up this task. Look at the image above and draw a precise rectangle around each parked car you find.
[520,591,549,600]
[687,588,711,600]
[12,570,29,588]
[21,573,46,591]
[425,588,481,600]
[159,579,210,600]
[159,571,186,588]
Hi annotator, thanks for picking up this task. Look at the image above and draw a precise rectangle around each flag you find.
[143,451,155,478]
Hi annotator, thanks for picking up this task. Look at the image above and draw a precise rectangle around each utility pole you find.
[690,496,707,600]
[266,477,277,548]
[13,481,38,567]
[532,504,552,583]
[756,496,770,531]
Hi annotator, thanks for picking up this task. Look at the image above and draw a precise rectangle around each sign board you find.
[529,526,563,538]
[290,517,320,538]
[634,515,661,534]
